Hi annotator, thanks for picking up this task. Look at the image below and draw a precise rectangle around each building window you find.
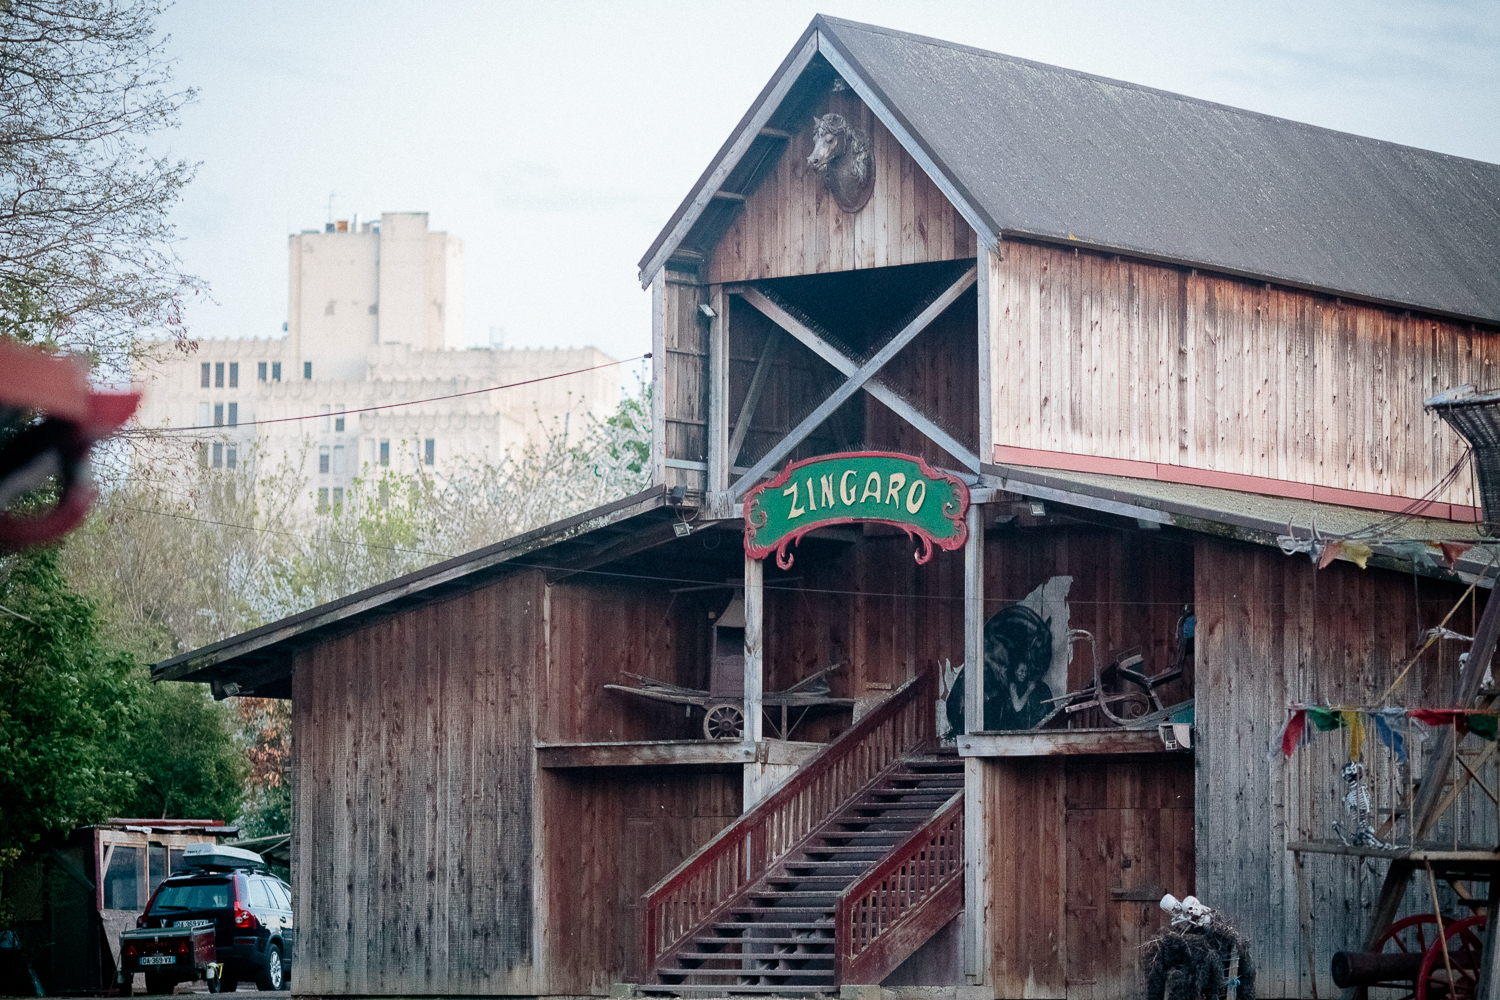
[199,402,210,426]
[332,486,344,508]
[334,405,345,432]
[424,438,435,466]
[332,445,345,474]
[227,403,238,427]
[228,362,239,388]
[226,446,237,469]
[379,440,389,466]
[303,361,312,380]
[258,361,267,382]
[378,480,389,507]
[213,403,223,427]
[215,362,225,388]
[198,443,208,467]
[271,362,281,381]
[317,487,329,510]
[200,362,211,388]
[318,446,330,474]
[212,443,223,468]
[320,404,330,431]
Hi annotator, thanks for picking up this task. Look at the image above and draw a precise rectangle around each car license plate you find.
[140,956,175,966]
[174,919,212,928]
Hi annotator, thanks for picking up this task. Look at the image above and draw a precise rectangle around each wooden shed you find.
[156,15,1500,999]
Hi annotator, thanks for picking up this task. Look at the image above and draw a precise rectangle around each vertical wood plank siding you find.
[1194,538,1475,997]
[291,572,544,995]
[540,769,742,994]
[984,758,1195,1000]
[991,240,1497,505]
[708,103,976,284]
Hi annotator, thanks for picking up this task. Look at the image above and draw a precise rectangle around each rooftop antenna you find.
[326,191,335,224]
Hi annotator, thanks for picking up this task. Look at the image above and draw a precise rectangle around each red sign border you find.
[742,451,970,569]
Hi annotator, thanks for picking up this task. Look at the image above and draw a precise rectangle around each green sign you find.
[744,452,970,568]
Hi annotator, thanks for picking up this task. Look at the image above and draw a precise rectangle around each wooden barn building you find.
[156,16,1500,1000]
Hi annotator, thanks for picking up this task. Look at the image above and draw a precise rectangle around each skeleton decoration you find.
[1332,761,1395,850]
[807,113,875,213]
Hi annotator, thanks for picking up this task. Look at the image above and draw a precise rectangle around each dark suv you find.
[137,867,293,992]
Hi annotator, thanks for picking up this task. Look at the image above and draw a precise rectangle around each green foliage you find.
[114,680,246,821]
[0,549,139,855]
[0,548,248,880]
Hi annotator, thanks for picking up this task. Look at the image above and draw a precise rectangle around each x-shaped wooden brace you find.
[728,265,979,499]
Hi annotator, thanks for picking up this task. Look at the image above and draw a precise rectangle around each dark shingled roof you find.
[645,15,1500,326]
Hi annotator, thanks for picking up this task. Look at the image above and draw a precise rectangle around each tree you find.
[0,0,202,376]
[114,679,245,821]
[0,548,138,866]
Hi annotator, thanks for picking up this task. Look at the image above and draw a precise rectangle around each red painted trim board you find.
[991,445,1480,523]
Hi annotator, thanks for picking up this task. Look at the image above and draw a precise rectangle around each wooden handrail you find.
[835,790,964,984]
[641,668,936,976]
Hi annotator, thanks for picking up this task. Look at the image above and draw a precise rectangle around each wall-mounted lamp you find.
[1029,501,1046,517]
[698,303,717,319]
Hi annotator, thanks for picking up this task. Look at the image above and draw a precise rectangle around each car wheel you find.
[144,973,175,995]
[255,945,284,991]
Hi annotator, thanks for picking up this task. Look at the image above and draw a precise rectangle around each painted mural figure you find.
[942,576,1073,735]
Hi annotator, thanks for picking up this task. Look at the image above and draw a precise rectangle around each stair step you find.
[657,968,837,979]
[711,921,834,930]
[641,986,834,995]
[691,937,835,945]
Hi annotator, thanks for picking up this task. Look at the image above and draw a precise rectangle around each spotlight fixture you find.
[1029,501,1046,517]
[673,521,692,538]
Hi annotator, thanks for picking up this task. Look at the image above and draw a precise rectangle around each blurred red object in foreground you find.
[0,341,140,548]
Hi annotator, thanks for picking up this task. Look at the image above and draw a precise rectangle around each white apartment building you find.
[135,212,620,510]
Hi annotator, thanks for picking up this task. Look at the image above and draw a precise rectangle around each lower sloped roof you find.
[986,462,1497,586]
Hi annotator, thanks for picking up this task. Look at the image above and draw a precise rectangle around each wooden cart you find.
[604,591,853,740]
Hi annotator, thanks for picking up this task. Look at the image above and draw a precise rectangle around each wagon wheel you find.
[1368,915,1447,1000]
[1416,914,1486,1000]
[704,702,745,740]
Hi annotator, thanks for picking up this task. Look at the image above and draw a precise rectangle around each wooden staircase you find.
[640,672,965,997]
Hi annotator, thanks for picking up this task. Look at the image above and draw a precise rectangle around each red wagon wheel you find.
[1367,915,1446,1000]
[1416,914,1486,1000]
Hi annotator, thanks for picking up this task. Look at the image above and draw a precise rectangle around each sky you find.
[157,1,1500,373]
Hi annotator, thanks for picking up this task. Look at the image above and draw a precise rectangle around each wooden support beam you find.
[743,555,763,745]
[535,740,825,769]
[711,190,747,202]
[731,267,979,497]
[727,327,782,471]
[650,270,667,485]
[962,501,985,984]
[1413,586,1500,841]
[706,285,730,492]
[964,756,984,983]
[957,730,1177,757]
[963,502,985,736]
[757,127,792,140]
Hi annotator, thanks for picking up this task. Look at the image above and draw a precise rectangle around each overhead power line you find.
[122,354,649,435]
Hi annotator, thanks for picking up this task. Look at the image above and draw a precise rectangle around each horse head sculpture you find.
[807,113,875,213]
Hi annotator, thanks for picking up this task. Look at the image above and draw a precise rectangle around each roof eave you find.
[152,485,671,684]
[636,16,1001,289]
